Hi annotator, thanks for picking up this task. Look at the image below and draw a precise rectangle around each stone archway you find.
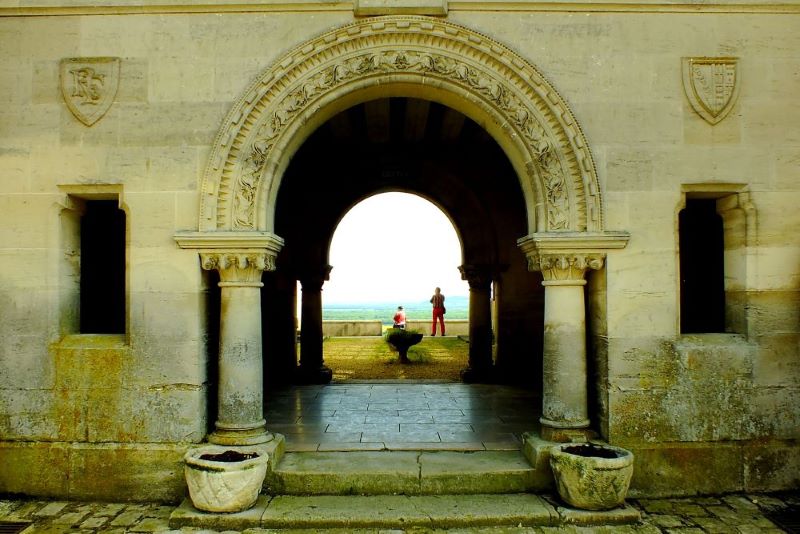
[176,16,629,446]
[198,16,602,234]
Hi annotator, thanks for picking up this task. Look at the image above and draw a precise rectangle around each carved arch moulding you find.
[195,16,608,237]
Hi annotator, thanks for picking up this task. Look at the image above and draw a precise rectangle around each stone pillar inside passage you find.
[297,266,333,384]
[459,264,495,383]
[201,251,275,446]
[519,232,628,442]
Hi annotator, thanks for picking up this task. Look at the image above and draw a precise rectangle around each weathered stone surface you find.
[269,450,538,496]
[170,495,270,531]
[0,2,798,501]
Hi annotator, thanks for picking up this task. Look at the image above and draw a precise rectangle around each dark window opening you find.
[80,200,125,333]
[679,198,725,333]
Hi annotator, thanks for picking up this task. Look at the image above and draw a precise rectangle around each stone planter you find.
[385,329,423,363]
[184,445,269,513]
[549,442,634,510]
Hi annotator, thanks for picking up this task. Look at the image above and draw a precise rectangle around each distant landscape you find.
[323,295,468,323]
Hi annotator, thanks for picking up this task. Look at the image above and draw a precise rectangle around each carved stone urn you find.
[184,445,269,513]
[549,443,634,510]
[385,328,424,364]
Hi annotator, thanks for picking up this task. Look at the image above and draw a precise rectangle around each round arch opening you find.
[263,96,544,386]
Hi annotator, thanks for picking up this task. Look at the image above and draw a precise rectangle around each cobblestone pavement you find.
[0,492,797,533]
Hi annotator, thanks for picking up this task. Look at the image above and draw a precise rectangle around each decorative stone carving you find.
[682,57,740,125]
[184,445,269,513]
[518,231,630,281]
[527,253,605,282]
[200,16,602,234]
[60,57,120,126]
[200,251,276,283]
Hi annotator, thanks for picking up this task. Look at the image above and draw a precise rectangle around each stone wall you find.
[0,1,797,499]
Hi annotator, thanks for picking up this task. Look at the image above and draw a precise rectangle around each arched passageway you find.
[263,98,544,386]
[176,16,629,447]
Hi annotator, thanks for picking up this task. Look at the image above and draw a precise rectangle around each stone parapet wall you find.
[321,320,382,337]
[319,320,470,336]
[405,320,469,336]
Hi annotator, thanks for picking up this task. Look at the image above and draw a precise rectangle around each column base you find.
[295,365,333,384]
[460,365,494,384]
[540,422,597,444]
[208,428,275,446]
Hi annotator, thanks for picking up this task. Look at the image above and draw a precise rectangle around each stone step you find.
[169,494,642,530]
[266,450,548,495]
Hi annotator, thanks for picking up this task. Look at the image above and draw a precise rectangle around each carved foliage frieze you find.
[682,57,740,125]
[204,17,603,235]
[233,49,571,231]
[60,57,120,127]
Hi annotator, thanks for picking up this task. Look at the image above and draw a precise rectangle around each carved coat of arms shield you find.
[682,57,740,125]
[60,57,120,126]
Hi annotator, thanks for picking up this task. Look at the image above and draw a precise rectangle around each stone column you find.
[529,253,604,441]
[200,251,276,445]
[297,266,333,384]
[459,264,494,383]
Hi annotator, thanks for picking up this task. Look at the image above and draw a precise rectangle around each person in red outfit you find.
[393,306,406,329]
[430,287,445,336]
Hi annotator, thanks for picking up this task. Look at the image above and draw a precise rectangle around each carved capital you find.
[527,253,604,282]
[200,251,277,284]
[298,265,333,291]
[517,231,629,282]
[458,264,494,289]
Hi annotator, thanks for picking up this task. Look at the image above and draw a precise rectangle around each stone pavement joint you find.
[0,491,796,533]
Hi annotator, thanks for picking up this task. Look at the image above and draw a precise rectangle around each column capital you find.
[518,231,629,282]
[458,264,494,289]
[298,265,333,290]
[175,231,284,284]
[528,253,605,283]
[200,250,277,284]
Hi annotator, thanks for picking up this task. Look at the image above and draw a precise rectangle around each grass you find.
[322,336,468,381]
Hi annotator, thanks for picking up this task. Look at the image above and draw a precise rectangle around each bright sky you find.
[323,192,468,304]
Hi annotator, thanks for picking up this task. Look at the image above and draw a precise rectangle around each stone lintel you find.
[174,230,284,252]
[517,231,630,254]
[354,0,448,17]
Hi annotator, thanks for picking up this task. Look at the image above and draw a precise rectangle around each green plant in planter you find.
[384,328,423,364]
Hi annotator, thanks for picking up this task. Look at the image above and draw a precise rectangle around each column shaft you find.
[216,282,268,438]
[200,251,277,446]
[300,284,323,370]
[297,266,332,384]
[459,265,494,383]
[541,280,589,429]
[468,284,493,371]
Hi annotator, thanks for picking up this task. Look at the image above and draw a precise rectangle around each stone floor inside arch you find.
[264,382,540,452]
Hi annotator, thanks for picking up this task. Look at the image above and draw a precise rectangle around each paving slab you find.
[412,494,557,528]
[268,451,421,495]
[261,495,432,529]
[554,503,641,525]
[33,502,69,517]
[419,450,535,494]
[260,494,557,529]
[170,496,271,531]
